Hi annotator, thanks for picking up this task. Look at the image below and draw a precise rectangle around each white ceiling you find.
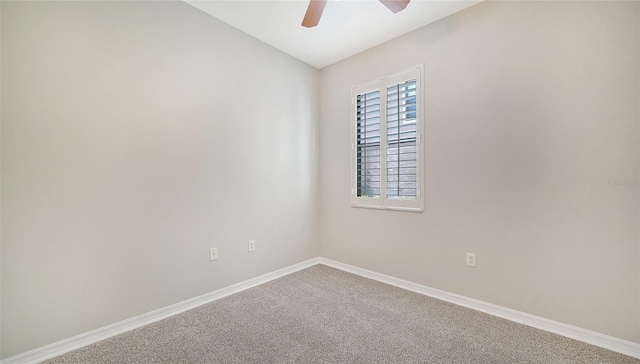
[185,0,482,69]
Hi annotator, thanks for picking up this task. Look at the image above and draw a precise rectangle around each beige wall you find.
[319,1,639,344]
[0,1,319,358]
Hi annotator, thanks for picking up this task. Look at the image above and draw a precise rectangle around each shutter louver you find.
[356,90,381,198]
[386,79,417,199]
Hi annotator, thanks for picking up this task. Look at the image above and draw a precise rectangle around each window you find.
[351,66,423,211]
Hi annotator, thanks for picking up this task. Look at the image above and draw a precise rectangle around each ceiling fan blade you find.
[302,0,327,28]
[379,0,410,13]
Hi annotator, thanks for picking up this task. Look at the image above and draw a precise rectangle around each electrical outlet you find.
[248,240,255,252]
[466,253,476,267]
[209,247,218,261]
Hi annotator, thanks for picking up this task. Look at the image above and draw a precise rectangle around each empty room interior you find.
[1,0,639,362]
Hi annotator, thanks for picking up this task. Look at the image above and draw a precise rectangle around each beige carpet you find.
[45,265,638,363]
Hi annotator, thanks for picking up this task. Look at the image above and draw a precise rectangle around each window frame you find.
[350,66,424,212]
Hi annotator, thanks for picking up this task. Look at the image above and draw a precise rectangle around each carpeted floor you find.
[44,264,639,363]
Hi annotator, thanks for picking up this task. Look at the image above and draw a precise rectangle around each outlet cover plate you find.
[466,253,476,267]
[209,247,218,261]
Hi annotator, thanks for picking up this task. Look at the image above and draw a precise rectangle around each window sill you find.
[351,203,424,213]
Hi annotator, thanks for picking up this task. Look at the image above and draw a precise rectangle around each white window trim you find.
[350,65,424,212]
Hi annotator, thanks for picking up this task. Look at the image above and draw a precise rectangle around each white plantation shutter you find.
[351,67,423,212]
[386,79,417,199]
[355,90,381,198]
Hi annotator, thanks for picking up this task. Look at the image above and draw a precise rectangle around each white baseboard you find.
[318,257,640,360]
[1,258,321,364]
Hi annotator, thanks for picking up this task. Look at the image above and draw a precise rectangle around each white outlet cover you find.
[466,253,476,267]
[248,240,255,252]
[209,247,218,261]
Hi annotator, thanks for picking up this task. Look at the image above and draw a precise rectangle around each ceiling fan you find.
[302,0,410,28]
